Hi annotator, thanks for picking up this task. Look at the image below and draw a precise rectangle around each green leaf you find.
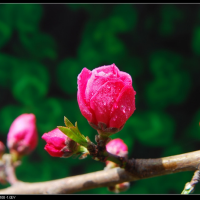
[58,123,88,147]
[64,116,74,128]
[71,126,88,144]
[63,117,88,144]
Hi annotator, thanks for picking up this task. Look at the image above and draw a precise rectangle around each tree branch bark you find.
[0,150,200,194]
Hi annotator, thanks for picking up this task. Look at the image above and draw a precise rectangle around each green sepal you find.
[71,145,89,159]
[78,145,89,154]
[77,145,90,159]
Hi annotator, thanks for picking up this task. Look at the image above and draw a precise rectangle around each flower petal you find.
[106,138,128,156]
[85,64,120,103]
[95,63,119,75]
[118,71,132,86]
[90,80,125,126]
[109,85,136,128]
[44,144,63,157]
[77,67,94,122]
[7,113,38,153]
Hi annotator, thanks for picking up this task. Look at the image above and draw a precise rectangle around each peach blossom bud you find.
[42,128,78,158]
[7,113,38,157]
[77,64,136,135]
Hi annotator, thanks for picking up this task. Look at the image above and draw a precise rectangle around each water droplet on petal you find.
[120,105,126,114]
[114,104,118,109]
[113,115,118,121]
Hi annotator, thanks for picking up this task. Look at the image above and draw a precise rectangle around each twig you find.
[181,169,200,194]
[2,154,21,185]
[0,150,200,194]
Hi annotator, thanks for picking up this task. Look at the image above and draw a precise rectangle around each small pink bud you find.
[105,138,128,167]
[77,64,136,135]
[7,113,38,157]
[106,138,130,193]
[106,138,128,157]
[0,141,5,158]
[42,128,78,158]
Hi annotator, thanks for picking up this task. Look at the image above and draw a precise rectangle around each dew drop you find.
[120,105,126,113]
[113,115,118,121]
[114,104,118,109]
[98,71,106,76]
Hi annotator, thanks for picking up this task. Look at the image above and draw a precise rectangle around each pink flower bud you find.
[42,128,78,158]
[105,138,129,193]
[106,138,128,157]
[0,141,5,158]
[77,64,136,135]
[7,113,38,156]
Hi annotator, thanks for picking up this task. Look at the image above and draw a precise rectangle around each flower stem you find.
[103,151,127,168]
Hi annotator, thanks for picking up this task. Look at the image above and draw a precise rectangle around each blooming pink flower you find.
[77,64,136,134]
[42,128,78,158]
[106,138,128,157]
[7,113,38,156]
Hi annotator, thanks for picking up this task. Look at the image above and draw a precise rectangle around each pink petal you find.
[106,138,128,156]
[90,80,125,126]
[42,128,67,140]
[42,128,67,149]
[85,64,120,104]
[7,113,38,152]
[118,71,132,86]
[109,85,136,128]
[77,68,94,122]
[44,144,63,157]
[95,63,119,74]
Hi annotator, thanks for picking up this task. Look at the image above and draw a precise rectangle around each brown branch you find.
[0,150,200,194]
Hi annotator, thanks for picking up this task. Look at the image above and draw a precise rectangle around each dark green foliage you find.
[0,4,199,194]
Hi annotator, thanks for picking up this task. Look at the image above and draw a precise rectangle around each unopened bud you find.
[7,113,38,159]
[42,128,78,158]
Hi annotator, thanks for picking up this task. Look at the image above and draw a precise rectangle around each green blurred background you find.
[0,4,200,194]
